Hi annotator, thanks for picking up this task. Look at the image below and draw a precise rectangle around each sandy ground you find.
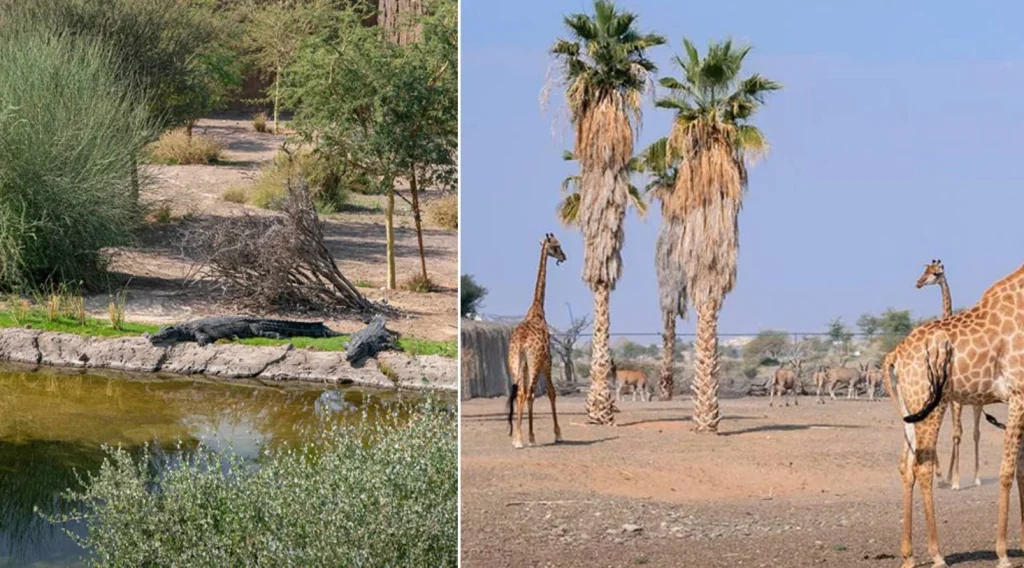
[461,394,1024,568]
[93,115,456,342]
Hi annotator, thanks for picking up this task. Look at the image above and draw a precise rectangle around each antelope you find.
[768,358,802,407]
[611,358,650,402]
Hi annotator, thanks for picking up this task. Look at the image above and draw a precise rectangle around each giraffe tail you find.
[507,383,518,436]
[903,341,953,424]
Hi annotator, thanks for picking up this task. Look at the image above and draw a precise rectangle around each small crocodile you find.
[147,316,340,347]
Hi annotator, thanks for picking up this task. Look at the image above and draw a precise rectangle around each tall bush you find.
[0,31,152,287]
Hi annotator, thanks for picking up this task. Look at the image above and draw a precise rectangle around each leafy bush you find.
[426,194,458,230]
[402,273,437,293]
[148,129,223,165]
[246,149,348,212]
[252,111,268,133]
[0,31,152,288]
[53,397,457,567]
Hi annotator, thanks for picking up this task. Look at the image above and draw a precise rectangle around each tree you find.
[460,274,487,318]
[827,316,853,359]
[549,0,665,425]
[874,308,914,353]
[856,313,879,339]
[550,307,591,385]
[556,150,647,227]
[741,330,790,367]
[285,0,456,290]
[655,39,780,432]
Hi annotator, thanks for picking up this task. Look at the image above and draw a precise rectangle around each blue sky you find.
[461,1,1024,339]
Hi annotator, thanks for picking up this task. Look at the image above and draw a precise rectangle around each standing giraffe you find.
[917,259,984,490]
[881,263,1023,568]
[507,233,567,449]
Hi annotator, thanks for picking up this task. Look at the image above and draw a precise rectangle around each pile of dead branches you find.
[180,178,371,313]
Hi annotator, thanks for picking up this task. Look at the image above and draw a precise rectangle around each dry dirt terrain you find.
[95,115,457,342]
[461,393,1024,568]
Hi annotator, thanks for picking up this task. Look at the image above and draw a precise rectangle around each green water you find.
[0,365,415,567]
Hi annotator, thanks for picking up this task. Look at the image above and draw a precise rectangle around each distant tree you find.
[741,330,790,367]
[827,317,853,359]
[875,308,914,353]
[856,313,879,339]
[460,274,487,318]
[617,340,647,362]
[550,309,591,385]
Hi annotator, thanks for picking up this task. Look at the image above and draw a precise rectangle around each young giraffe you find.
[916,259,985,490]
[506,233,567,449]
[882,262,1024,568]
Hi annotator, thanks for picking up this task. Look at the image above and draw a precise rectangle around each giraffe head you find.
[542,233,567,265]
[915,259,945,289]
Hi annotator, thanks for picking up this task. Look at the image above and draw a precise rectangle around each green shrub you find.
[148,128,223,165]
[53,397,457,566]
[426,194,458,230]
[252,111,268,133]
[246,150,348,212]
[0,30,152,288]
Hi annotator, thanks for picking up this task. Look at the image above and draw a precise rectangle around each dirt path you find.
[461,395,1022,567]
[96,115,456,342]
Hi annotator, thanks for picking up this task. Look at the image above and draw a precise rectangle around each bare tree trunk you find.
[186,121,194,140]
[409,165,428,283]
[385,183,397,290]
[273,65,281,134]
[585,284,614,425]
[563,354,575,385]
[659,310,675,401]
[692,301,721,433]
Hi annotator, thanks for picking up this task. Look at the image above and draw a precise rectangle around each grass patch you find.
[221,186,248,204]
[147,128,223,165]
[401,274,438,293]
[354,280,376,288]
[0,306,456,358]
[49,396,457,566]
[425,194,457,230]
[246,150,348,212]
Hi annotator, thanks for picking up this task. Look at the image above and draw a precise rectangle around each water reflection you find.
[0,366,410,567]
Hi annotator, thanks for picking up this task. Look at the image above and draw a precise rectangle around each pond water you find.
[0,365,417,567]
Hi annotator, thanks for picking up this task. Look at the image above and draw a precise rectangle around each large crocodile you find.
[147,316,340,347]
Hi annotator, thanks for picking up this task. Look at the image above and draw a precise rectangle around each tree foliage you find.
[460,274,487,318]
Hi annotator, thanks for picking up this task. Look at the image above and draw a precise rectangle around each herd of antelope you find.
[768,357,885,406]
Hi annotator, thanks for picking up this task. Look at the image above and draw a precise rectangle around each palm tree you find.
[655,39,780,432]
[550,0,665,424]
[641,137,686,401]
[557,150,648,226]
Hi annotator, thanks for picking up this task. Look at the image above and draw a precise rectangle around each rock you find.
[0,328,41,364]
[622,524,643,534]
[37,333,90,367]
[202,343,292,378]
[84,336,166,373]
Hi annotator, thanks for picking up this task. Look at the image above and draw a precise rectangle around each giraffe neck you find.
[938,277,952,318]
[528,242,548,317]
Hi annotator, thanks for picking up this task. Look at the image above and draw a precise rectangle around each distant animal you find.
[860,361,884,401]
[768,358,802,407]
[611,358,650,402]
[826,365,863,400]
[812,365,831,404]
[147,316,340,347]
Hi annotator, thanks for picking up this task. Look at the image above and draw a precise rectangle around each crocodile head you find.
[149,325,190,346]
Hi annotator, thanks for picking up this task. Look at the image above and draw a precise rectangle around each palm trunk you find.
[410,166,428,283]
[385,183,396,290]
[659,310,675,401]
[691,300,721,433]
[585,284,614,424]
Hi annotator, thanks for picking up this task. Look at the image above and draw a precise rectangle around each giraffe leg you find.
[527,388,536,446]
[509,349,526,449]
[899,443,916,568]
[995,398,1024,568]
[914,408,948,568]
[513,384,527,449]
[946,401,963,490]
[973,405,983,487]
[545,360,562,444]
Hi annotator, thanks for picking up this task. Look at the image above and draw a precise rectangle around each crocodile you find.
[147,316,341,347]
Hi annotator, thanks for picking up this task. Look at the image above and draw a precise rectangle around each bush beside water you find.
[0,31,152,288]
[52,397,457,567]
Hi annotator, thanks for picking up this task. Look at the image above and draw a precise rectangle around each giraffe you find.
[506,233,567,449]
[916,259,985,490]
[881,262,1024,568]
